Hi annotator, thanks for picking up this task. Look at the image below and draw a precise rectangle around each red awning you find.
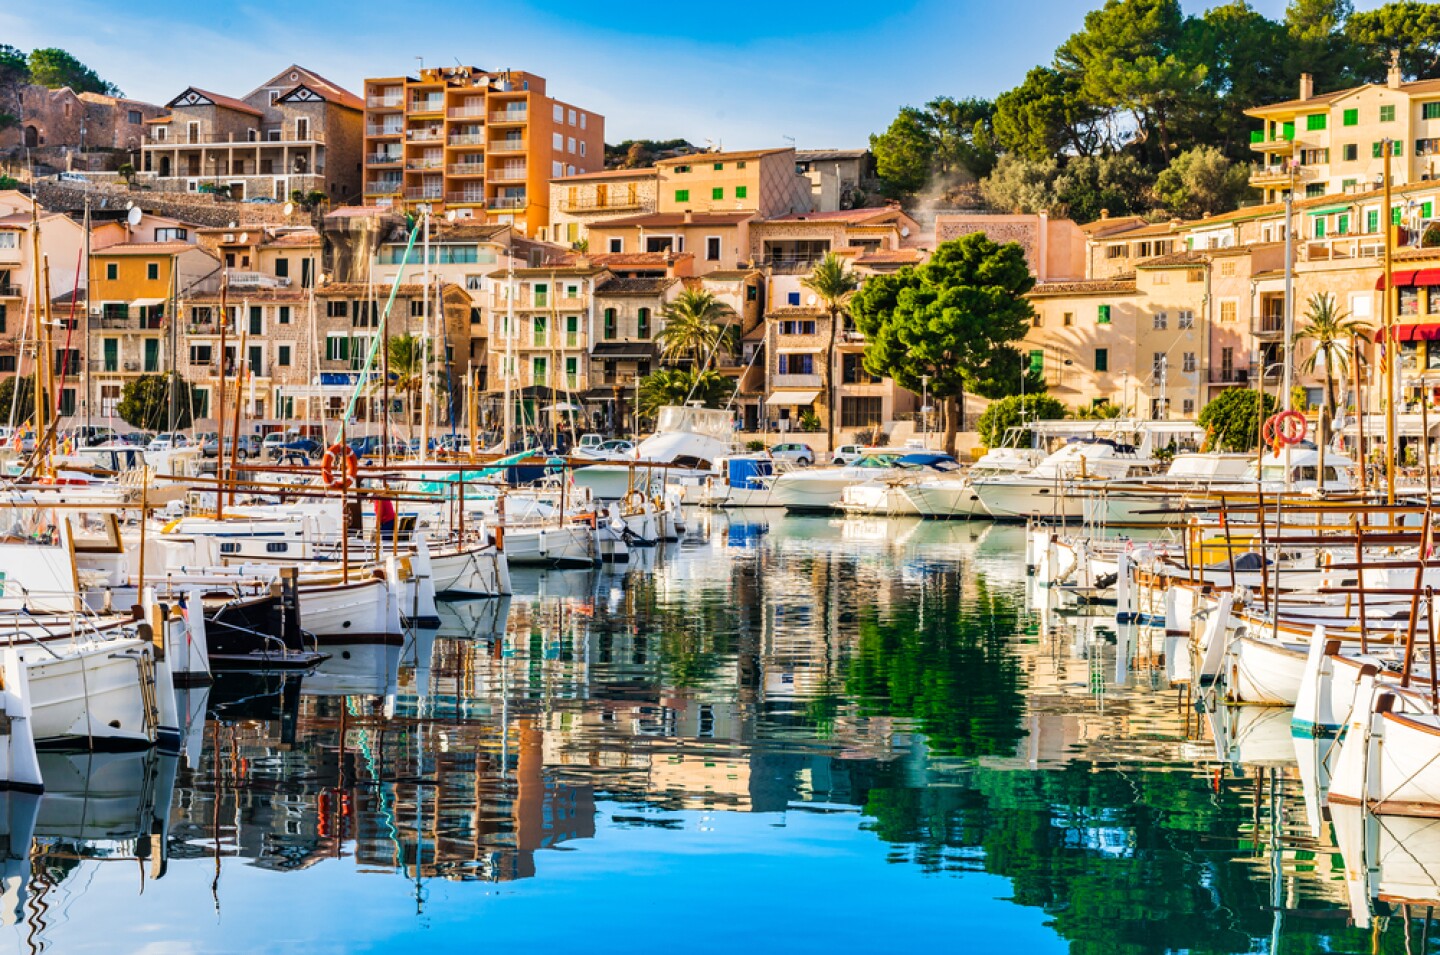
[1414,268,1440,287]
[1389,322,1440,341]
[1377,270,1419,290]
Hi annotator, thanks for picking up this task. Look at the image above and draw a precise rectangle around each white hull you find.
[13,639,156,748]
[901,480,985,519]
[971,479,1087,521]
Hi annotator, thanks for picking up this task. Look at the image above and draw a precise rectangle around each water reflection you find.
[7,515,1440,952]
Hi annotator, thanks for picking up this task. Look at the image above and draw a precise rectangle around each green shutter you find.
[1374,142,1383,158]
[1338,214,1349,234]
[712,187,723,200]
[1344,108,1359,126]
[1095,348,1108,372]
[1394,206,1404,225]
[1251,130,1264,144]
[1394,140,1404,157]
[1307,113,1327,131]
[1425,203,1435,218]
[1425,103,1440,120]
[1282,122,1295,140]
[1097,304,1111,324]
[675,189,689,202]
[1315,218,1326,238]
[1381,105,1396,122]
[1028,350,1044,374]
[735,186,747,199]
[713,162,723,171]
[1368,210,1380,232]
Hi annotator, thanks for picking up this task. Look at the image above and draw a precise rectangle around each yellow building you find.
[655,148,812,217]
[1246,65,1440,203]
[362,66,604,236]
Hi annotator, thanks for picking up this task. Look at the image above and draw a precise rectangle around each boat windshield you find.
[653,406,733,442]
[853,454,902,468]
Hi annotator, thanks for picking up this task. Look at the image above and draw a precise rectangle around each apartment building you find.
[793,149,873,213]
[655,148,813,217]
[361,66,603,236]
[547,168,659,247]
[1086,220,1183,280]
[748,206,920,272]
[589,275,681,432]
[88,241,221,419]
[1247,63,1440,204]
[141,65,365,202]
[585,212,756,276]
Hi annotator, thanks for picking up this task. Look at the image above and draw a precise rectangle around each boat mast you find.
[419,209,432,465]
[215,270,229,520]
[1382,142,1397,507]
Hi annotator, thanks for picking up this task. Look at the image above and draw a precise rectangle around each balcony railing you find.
[366,125,403,137]
[446,191,488,204]
[0,284,18,297]
[405,158,443,170]
[557,196,646,213]
[367,95,403,109]
[405,186,444,200]
[1210,368,1251,385]
[409,98,445,114]
[489,196,526,210]
[149,130,326,145]
[490,167,527,181]
[449,133,485,146]
[1253,314,1285,337]
[771,373,824,388]
[488,141,526,153]
[406,128,443,142]
[226,272,291,290]
[447,104,487,119]
[365,181,402,195]
[1302,236,1386,262]
[1249,163,1317,186]
[366,153,402,165]
[448,163,486,176]
[489,110,527,123]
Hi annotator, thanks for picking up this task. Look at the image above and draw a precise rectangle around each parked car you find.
[73,426,119,447]
[116,432,151,447]
[770,442,815,467]
[147,432,190,452]
[243,196,278,204]
[269,436,322,460]
[203,433,260,459]
[831,444,867,466]
[56,172,87,183]
[347,435,407,460]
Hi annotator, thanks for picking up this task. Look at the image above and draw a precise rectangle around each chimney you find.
[1099,208,1109,219]
[683,210,693,223]
[1298,73,1314,101]
[1388,49,1403,89]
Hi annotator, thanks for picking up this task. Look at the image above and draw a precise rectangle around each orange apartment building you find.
[361,67,603,237]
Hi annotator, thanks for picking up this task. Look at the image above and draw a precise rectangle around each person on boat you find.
[374,491,396,538]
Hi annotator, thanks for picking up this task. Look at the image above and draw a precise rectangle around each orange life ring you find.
[1261,411,1308,453]
[320,443,359,490]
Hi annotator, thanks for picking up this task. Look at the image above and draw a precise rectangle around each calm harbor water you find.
[0,512,1414,954]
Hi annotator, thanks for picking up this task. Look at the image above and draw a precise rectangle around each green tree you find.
[0,375,36,423]
[1184,1,1294,156]
[1196,387,1278,451]
[1054,153,1156,221]
[802,253,860,450]
[1346,2,1440,82]
[1056,0,1207,164]
[1286,0,1362,88]
[636,367,734,416]
[0,45,28,131]
[870,97,998,198]
[654,288,735,367]
[1296,292,1371,465]
[850,233,1036,456]
[371,333,442,441]
[117,374,194,432]
[980,155,1061,214]
[976,394,1068,447]
[1154,145,1254,218]
[290,189,327,213]
[26,48,120,96]
[993,66,1106,160]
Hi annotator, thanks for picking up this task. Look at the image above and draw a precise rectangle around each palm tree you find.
[655,289,735,367]
[637,367,734,417]
[370,333,442,442]
[1296,292,1371,484]
[803,253,860,451]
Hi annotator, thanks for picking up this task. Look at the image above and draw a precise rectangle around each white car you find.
[770,442,815,467]
[147,432,189,452]
[832,444,865,466]
[574,439,635,461]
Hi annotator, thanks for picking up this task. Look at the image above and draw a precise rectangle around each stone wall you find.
[29,179,299,227]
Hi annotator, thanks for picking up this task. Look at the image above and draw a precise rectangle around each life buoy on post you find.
[624,490,645,511]
[320,443,359,490]
[1261,411,1308,455]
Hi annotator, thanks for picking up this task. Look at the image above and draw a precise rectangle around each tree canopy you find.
[25,48,120,96]
[850,233,1035,455]
[976,395,1069,448]
[116,374,194,432]
[870,97,998,198]
[1196,388,1278,452]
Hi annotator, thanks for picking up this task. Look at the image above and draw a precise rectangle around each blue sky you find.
[0,0,1392,149]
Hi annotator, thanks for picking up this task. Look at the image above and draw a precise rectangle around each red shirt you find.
[374,497,396,524]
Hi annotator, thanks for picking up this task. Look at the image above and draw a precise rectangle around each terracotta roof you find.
[1029,278,1137,297]
[263,230,321,247]
[1210,241,1286,257]
[325,205,398,220]
[95,241,208,256]
[700,269,763,281]
[1104,220,1187,240]
[510,265,606,277]
[656,148,790,166]
[276,82,364,112]
[1249,77,1440,116]
[550,167,657,183]
[596,277,678,295]
[551,251,687,269]
[1078,215,1149,236]
[166,87,263,117]
[431,222,509,241]
[318,283,426,296]
[189,288,308,304]
[856,249,925,265]
[1136,250,1211,269]
[763,206,904,224]
[593,211,754,228]
[1186,201,1285,226]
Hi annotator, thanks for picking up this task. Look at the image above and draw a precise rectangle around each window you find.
[532,356,547,383]
[1221,347,1234,380]
[712,187,723,200]
[840,396,883,427]
[326,300,347,318]
[566,315,579,347]
[1381,104,1396,123]
[1425,103,1440,121]
[1338,213,1350,234]
[277,345,291,366]
[106,263,117,281]
[580,113,587,129]
[352,302,378,327]
[1178,310,1194,329]
[1374,140,1402,158]
[565,356,578,387]
[1097,305,1111,324]
[1307,113,1327,131]
[1220,300,1237,323]
[325,335,350,362]
[278,306,290,325]
[1400,286,1420,316]
[146,262,159,281]
[1031,314,1042,327]
[777,354,815,374]
[1368,209,1380,232]
[274,258,289,278]
[579,141,586,157]
[533,284,547,308]
[301,259,313,289]
[735,186,747,200]
[533,316,547,347]
[567,136,576,153]
[1183,399,1195,415]
[608,238,623,253]
[674,165,690,173]
[1219,261,1236,277]
[1152,352,1165,377]
[1094,348,1108,372]
[1342,144,1358,161]
[1299,148,1329,165]
[143,339,160,373]
[638,308,650,338]
[1153,311,1168,330]
[552,132,564,150]
[675,189,689,203]
[1182,352,1196,373]
[1344,108,1359,126]
[410,299,425,317]
[1062,311,1073,326]
[1106,245,1127,260]
[705,236,721,261]
[1028,349,1044,374]
[249,306,262,335]
[553,104,564,122]
[603,308,616,340]
[247,345,262,374]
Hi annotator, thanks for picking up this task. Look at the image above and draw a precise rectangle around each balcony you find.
[405,158,444,171]
[447,104,487,119]
[489,141,526,154]
[366,152,402,165]
[1302,235,1385,262]
[1210,368,1252,385]
[489,167,527,181]
[446,190,488,204]
[557,196,645,213]
[409,98,445,115]
[448,163,486,177]
[405,128,443,143]
[1253,314,1285,340]
[367,95,403,109]
[405,186,444,201]
[0,283,19,297]
[1249,135,1297,155]
[365,180,402,196]
[489,110,527,124]
[226,272,291,290]
[149,130,326,145]
[449,133,485,147]
[366,125,403,137]
[1249,163,1316,188]
[489,196,526,210]
[771,373,824,389]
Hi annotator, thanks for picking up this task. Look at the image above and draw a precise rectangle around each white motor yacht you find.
[772,451,958,513]
[1082,451,1255,526]
[901,446,1043,519]
[572,405,734,501]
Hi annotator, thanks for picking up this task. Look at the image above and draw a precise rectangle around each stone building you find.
[934,212,1086,282]
[1,85,166,161]
[141,65,364,204]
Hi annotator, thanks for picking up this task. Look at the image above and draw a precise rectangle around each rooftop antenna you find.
[782,135,796,147]
[415,55,424,73]
[126,205,142,228]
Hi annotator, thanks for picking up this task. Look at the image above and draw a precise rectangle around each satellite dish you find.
[283,202,295,216]
[228,221,238,229]
[124,200,134,210]
[900,226,911,238]
[806,294,817,306]
[126,206,142,227]
[239,232,249,244]
[445,210,457,222]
